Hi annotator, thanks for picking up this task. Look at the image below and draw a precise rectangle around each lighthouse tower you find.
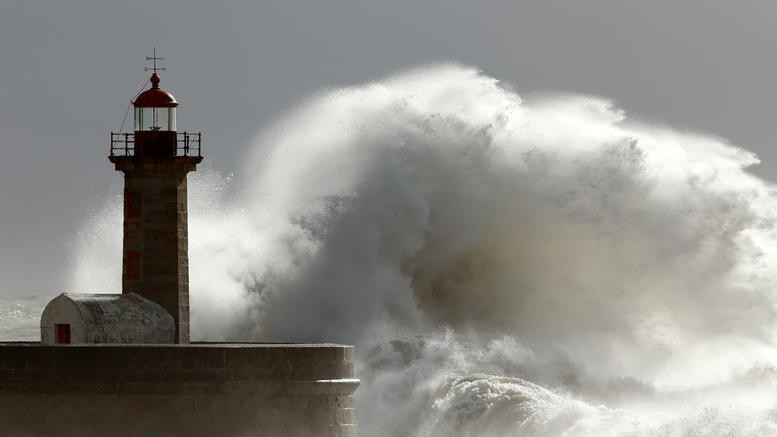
[109,55,202,343]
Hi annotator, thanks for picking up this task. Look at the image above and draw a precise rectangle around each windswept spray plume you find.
[72,64,777,436]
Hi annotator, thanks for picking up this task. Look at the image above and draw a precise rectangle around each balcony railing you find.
[109,132,202,157]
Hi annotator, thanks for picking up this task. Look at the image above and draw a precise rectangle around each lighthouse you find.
[28,52,358,436]
[108,54,202,344]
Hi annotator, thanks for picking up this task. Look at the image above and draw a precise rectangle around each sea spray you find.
[70,64,777,436]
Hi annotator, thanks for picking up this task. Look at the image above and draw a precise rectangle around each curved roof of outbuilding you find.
[133,73,178,108]
[58,292,173,326]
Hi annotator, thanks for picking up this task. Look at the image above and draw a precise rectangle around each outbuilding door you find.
[56,324,71,344]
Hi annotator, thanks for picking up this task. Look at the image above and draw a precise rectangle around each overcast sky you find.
[0,1,775,296]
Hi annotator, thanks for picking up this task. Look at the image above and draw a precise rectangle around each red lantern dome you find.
[133,73,178,108]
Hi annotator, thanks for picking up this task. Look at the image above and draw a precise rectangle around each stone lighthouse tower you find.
[109,57,202,343]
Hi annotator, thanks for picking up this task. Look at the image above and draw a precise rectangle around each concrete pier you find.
[0,342,358,437]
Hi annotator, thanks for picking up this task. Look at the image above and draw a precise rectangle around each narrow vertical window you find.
[126,251,140,280]
[126,191,141,218]
[56,324,71,344]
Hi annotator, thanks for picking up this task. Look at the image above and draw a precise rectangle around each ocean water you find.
[0,295,48,341]
[10,64,777,436]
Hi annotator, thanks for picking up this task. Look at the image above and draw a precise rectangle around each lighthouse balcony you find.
[110,131,202,158]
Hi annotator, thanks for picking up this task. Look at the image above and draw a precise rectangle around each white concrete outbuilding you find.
[40,293,175,344]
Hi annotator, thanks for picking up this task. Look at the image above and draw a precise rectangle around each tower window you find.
[126,191,141,218]
[56,324,71,344]
[126,251,140,280]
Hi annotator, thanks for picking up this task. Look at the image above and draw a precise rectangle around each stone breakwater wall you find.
[0,342,358,437]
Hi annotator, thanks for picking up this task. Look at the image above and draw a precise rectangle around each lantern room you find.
[134,73,178,131]
[132,72,179,156]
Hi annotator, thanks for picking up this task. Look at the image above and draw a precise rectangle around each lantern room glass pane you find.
[141,107,154,131]
[155,108,170,131]
[169,107,177,131]
[134,107,177,131]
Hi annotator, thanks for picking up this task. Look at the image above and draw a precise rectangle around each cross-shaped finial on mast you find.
[144,47,166,75]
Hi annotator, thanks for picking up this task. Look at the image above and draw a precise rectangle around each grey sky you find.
[0,0,774,296]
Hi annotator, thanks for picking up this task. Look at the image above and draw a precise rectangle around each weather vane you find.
[144,47,166,74]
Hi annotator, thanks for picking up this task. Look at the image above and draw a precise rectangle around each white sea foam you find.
[63,64,777,436]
